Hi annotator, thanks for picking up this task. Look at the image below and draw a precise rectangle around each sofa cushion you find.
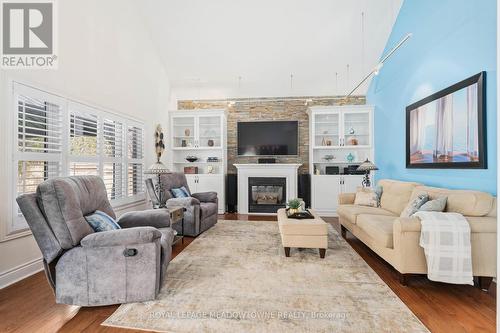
[337,204,395,224]
[85,210,121,232]
[37,176,114,249]
[159,173,191,201]
[411,186,494,217]
[200,202,217,218]
[357,214,395,248]
[378,179,421,215]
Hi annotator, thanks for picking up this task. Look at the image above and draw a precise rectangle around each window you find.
[103,118,125,200]
[127,126,144,196]
[12,83,145,233]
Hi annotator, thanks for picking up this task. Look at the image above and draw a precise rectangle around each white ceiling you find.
[138,0,402,100]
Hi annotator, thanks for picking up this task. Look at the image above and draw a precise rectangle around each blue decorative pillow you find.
[85,210,121,232]
[171,186,190,198]
[419,196,447,212]
[400,193,429,217]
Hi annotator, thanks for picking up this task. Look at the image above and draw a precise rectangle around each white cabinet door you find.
[171,116,196,148]
[185,175,198,193]
[342,175,364,193]
[197,115,222,148]
[196,174,221,193]
[341,109,371,147]
[312,175,340,215]
[195,174,224,213]
[313,112,341,147]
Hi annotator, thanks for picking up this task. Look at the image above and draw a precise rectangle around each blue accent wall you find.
[366,0,497,194]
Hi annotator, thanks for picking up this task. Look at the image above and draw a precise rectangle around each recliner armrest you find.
[117,209,170,229]
[192,191,217,203]
[166,197,200,209]
[80,227,162,248]
[338,193,356,205]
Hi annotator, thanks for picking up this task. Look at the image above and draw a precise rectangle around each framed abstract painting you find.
[406,72,486,169]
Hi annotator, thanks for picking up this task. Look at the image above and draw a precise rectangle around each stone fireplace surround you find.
[234,164,301,214]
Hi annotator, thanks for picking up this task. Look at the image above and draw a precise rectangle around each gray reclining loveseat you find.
[16,176,175,306]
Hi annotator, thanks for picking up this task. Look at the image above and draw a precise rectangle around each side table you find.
[168,206,185,245]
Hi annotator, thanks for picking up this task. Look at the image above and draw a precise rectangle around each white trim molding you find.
[0,257,44,289]
[234,163,301,214]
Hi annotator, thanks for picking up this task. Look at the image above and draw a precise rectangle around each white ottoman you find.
[277,208,328,258]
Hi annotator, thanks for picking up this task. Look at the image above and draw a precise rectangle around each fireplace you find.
[248,177,286,213]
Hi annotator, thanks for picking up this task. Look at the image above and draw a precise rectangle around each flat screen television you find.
[237,121,298,156]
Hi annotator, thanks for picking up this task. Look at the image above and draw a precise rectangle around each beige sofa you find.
[337,179,497,289]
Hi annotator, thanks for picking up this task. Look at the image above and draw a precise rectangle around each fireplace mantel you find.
[234,164,301,214]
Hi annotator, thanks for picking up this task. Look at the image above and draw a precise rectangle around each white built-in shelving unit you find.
[308,105,374,216]
[168,109,227,213]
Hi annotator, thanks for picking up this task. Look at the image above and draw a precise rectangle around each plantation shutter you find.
[127,125,144,196]
[11,83,146,236]
[70,107,99,156]
[18,96,62,154]
[14,85,64,232]
[103,119,125,200]
[128,126,144,159]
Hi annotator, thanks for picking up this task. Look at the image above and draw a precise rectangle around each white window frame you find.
[8,82,145,237]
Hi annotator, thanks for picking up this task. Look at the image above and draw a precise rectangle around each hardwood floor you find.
[0,214,495,333]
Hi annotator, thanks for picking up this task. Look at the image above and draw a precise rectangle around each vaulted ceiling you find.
[138,0,402,99]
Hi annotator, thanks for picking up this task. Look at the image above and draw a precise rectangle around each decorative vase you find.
[347,136,358,145]
[181,140,187,147]
[184,128,191,136]
[346,153,355,163]
[288,208,299,215]
[207,139,214,147]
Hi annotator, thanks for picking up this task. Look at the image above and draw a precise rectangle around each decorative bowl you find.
[323,154,335,161]
[186,156,198,162]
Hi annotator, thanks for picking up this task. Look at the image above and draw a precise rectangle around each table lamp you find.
[357,159,378,187]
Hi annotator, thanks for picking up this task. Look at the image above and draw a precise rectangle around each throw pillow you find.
[418,196,447,212]
[171,186,190,198]
[354,187,381,208]
[84,210,121,232]
[400,193,429,217]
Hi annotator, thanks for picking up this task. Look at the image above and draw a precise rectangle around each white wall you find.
[0,0,170,288]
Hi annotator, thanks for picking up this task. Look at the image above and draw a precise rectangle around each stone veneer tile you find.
[177,96,366,174]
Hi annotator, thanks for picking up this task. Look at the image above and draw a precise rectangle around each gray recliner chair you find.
[16,176,175,306]
[156,172,218,236]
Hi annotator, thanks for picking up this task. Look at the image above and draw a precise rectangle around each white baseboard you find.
[0,257,43,289]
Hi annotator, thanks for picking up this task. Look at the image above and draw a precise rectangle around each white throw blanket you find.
[413,211,473,285]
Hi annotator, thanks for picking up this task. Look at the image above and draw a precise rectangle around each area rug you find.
[103,220,429,332]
